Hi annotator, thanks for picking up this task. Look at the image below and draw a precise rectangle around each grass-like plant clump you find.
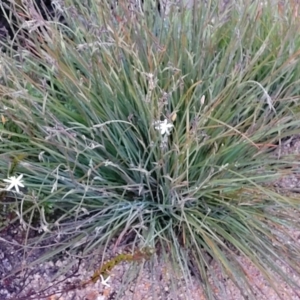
[1,0,300,299]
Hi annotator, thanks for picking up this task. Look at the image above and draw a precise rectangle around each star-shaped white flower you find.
[3,174,25,193]
[100,275,110,287]
[155,119,174,136]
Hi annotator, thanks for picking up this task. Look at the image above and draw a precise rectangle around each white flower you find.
[3,174,25,193]
[155,119,174,136]
[100,275,110,287]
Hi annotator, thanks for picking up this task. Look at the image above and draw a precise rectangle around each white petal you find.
[14,185,20,193]
[3,177,14,183]
[17,174,23,181]
[6,183,14,191]
[18,181,25,188]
